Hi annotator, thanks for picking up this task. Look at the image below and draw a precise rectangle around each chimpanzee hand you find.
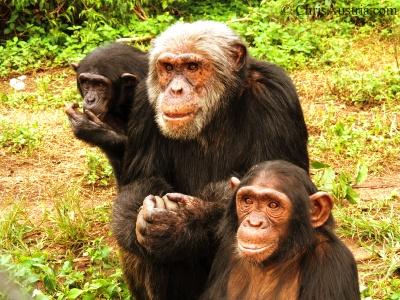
[65,103,125,147]
[65,103,109,132]
[135,193,203,254]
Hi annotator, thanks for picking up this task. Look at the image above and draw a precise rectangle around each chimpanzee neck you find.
[196,87,244,150]
[226,257,300,300]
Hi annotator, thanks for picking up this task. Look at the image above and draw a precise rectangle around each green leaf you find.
[311,161,330,169]
[66,288,84,299]
[320,168,336,192]
[345,186,359,204]
[355,164,368,184]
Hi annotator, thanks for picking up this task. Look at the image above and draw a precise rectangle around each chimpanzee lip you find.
[163,112,195,120]
[238,242,270,254]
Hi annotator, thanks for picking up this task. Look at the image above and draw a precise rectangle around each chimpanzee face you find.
[231,169,333,265]
[235,178,292,263]
[147,21,247,140]
[78,73,112,118]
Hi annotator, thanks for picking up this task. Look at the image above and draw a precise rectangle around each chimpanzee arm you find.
[65,104,126,181]
[112,177,173,257]
[129,179,233,262]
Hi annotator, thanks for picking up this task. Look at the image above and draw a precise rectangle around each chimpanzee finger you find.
[165,193,194,206]
[65,103,82,119]
[85,109,104,125]
[162,195,179,210]
[64,103,75,116]
[136,213,148,236]
[135,226,146,246]
[154,196,166,209]
[142,195,156,222]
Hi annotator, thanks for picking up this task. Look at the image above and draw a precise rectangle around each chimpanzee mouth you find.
[238,243,271,254]
[163,112,196,121]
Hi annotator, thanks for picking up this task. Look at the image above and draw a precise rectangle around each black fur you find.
[112,57,309,299]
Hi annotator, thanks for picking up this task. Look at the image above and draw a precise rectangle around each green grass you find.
[0,121,42,154]
[328,67,400,105]
[0,189,129,300]
[84,149,114,187]
[0,73,80,111]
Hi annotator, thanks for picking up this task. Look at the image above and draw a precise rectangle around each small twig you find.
[227,17,252,23]
[353,184,398,189]
[133,4,148,21]
[116,36,153,44]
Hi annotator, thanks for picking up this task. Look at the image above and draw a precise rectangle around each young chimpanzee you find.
[65,42,148,183]
[201,160,360,300]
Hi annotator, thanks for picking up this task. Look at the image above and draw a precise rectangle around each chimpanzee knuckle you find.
[163,196,179,211]
[136,220,146,236]
[143,195,156,208]
[154,196,166,209]
[136,234,146,247]
[142,208,154,223]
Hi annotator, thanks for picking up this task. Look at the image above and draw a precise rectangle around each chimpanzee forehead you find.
[79,72,112,84]
[248,175,282,190]
[246,174,297,199]
[157,52,205,64]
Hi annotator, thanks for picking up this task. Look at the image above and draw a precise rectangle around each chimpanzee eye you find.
[268,201,280,209]
[244,197,253,205]
[187,62,199,71]
[164,63,174,72]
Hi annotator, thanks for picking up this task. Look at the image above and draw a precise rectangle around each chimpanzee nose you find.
[171,81,183,95]
[246,213,266,228]
[86,95,96,103]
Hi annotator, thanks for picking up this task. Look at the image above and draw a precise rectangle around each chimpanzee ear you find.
[121,73,138,87]
[230,177,241,190]
[70,63,79,72]
[231,43,247,70]
[309,192,333,228]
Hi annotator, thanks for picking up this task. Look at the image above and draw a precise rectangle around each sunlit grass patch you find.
[0,72,79,111]
[328,67,400,105]
[334,193,400,299]
[84,149,114,187]
[0,182,128,299]
[0,120,42,155]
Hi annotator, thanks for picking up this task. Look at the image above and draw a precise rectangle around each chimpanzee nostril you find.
[85,94,96,103]
[246,213,266,228]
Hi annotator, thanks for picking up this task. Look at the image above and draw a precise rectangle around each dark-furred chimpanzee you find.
[65,42,148,182]
[201,160,360,300]
[112,21,309,300]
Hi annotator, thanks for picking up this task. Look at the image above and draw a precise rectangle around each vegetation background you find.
[0,0,399,299]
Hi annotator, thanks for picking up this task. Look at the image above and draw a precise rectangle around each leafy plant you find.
[312,161,368,203]
[0,121,42,154]
[84,150,114,186]
[329,67,400,105]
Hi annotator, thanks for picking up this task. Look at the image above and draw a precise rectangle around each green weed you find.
[329,67,400,105]
[312,161,368,203]
[84,150,114,187]
[0,121,42,154]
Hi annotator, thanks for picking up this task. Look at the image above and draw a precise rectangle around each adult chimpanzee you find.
[201,160,360,300]
[65,42,148,183]
[112,21,309,300]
